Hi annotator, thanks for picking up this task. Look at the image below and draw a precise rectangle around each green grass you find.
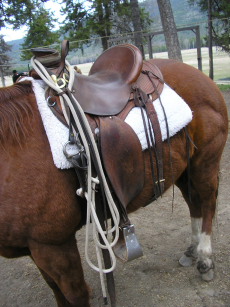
[217,84,230,91]
[183,48,230,82]
[152,47,230,82]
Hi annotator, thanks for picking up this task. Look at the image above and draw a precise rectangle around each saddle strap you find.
[132,86,165,197]
[145,99,165,195]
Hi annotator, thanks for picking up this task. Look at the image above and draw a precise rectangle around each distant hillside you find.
[7,38,29,71]
[140,0,205,28]
[8,38,24,51]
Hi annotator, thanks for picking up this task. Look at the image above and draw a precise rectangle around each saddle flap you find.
[99,116,144,207]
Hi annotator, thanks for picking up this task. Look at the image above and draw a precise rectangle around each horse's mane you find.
[0,81,35,145]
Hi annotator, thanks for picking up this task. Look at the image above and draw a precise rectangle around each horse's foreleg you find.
[29,237,90,307]
[37,266,72,307]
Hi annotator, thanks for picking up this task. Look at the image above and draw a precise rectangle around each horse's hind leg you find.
[176,159,221,281]
[29,237,90,307]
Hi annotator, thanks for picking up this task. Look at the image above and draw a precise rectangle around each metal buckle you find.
[51,74,69,89]
[113,224,143,262]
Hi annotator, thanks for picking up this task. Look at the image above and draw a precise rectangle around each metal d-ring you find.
[63,141,84,160]
[46,96,56,107]
[63,141,76,159]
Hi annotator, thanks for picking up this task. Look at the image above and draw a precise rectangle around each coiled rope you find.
[31,57,120,301]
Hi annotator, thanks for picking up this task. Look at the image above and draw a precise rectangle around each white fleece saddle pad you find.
[22,77,192,169]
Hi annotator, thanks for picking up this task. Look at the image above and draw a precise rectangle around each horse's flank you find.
[0,81,34,146]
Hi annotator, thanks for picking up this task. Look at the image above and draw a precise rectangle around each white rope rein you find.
[31,57,120,297]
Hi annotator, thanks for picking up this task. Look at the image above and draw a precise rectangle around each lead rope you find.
[31,57,120,305]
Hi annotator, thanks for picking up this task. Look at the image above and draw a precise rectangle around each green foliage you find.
[60,0,91,50]
[0,35,12,74]
[188,0,230,53]
[1,0,59,60]
[60,0,151,51]
[0,0,48,29]
[20,8,60,60]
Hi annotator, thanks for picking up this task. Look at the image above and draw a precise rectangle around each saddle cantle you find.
[89,44,143,84]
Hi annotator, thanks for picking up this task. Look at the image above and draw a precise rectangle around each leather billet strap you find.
[145,99,164,195]
[141,70,166,196]
[46,90,69,128]
[132,86,165,198]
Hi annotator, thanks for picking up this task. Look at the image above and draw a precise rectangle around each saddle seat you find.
[72,44,143,116]
[73,44,164,116]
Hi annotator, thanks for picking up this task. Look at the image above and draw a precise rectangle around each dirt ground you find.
[0,91,229,307]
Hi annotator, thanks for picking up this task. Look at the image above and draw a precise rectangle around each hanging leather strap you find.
[145,99,164,195]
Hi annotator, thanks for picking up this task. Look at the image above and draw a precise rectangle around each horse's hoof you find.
[201,269,214,281]
[179,254,193,267]
[197,259,215,281]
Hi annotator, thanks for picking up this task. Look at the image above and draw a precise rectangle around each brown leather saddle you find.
[30,42,164,208]
[73,44,164,116]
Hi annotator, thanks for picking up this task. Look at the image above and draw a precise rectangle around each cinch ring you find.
[63,141,79,159]
[46,96,56,107]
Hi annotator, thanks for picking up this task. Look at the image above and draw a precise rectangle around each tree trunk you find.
[0,68,6,87]
[97,0,109,51]
[130,0,145,58]
[157,0,182,61]
[208,0,214,79]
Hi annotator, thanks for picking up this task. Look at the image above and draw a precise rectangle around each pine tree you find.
[0,0,46,29]
[61,0,151,51]
[20,8,60,60]
[189,0,230,53]
[0,35,11,87]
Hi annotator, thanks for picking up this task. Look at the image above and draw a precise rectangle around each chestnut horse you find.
[0,59,228,307]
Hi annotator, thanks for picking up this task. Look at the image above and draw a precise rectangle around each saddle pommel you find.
[31,47,61,68]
